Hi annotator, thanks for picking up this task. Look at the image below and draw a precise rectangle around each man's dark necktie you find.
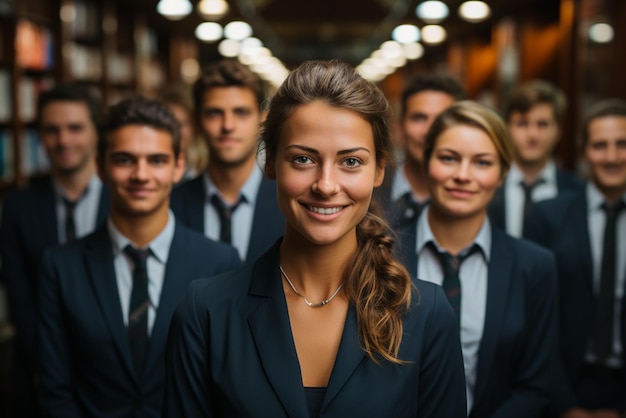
[124,245,151,377]
[62,197,77,243]
[590,201,625,361]
[520,179,544,236]
[428,242,480,323]
[210,194,243,244]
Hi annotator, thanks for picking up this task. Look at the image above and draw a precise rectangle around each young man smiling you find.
[37,96,241,418]
[171,58,284,263]
[526,99,626,418]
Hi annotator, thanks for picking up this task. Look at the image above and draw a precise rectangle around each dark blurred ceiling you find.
[126,0,560,68]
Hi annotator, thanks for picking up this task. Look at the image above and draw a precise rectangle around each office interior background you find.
[0,0,623,409]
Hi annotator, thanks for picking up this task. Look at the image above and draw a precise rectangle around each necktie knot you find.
[210,194,244,243]
[426,241,481,323]
[601,200,625,218]
[397,192,422,226]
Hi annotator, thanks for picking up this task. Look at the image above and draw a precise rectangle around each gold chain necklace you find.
[279,265,345,308]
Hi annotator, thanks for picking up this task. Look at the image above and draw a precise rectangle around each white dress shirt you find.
[108,211,175,336]
[416,205,492,413]
[504,161,558,237]
[203,166,262,261]
[54,174,103,243]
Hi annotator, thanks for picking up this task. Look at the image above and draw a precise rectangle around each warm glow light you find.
[218,39,241,57]
[458,1,491,23]
[240,37,263,54]
[392,24,420,44]
[198,0,229,20]
[180,58,199,83]
[589,22,614,43]
[421,25,447,44]
[195,22,223,42]
[224,21,252,41]
[415,1,449,23]
[380,40,404,58]
[403,42,424,60]
[157,0,192,21]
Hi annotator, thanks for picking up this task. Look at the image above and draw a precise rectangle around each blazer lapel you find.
[473,229,513,406]
[144,225,187,374]
[37,177,60,246]
[323,305,365,410]
[84,226,136,380]
[247,247,308,418]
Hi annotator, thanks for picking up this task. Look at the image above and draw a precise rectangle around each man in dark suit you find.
[37,96,241,417]
[526,99,626,418]
[373,74,466,227]
[0,83,110,417]
[171,58,284,263]
[489,80,582,237]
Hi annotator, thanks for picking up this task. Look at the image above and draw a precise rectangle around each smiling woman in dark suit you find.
[163,60,467,418]
[395,101,559,418]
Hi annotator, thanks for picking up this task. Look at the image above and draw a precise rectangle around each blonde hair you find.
[261,60,413,364]
[424,100,514,176]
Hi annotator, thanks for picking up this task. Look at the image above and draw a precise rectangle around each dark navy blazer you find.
[163,241,468,418]
[394,216,559,418]
[170,174,285,263]
[0,176,110,372]
[37,223,241,418]
[525,188,626,415]
[488,168,583,236]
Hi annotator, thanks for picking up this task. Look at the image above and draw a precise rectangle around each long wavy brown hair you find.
[261,60,413,364]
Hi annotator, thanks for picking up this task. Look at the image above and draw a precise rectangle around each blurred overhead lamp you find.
[589,22,614,43]
[458,1,491,23]
[198,0,229,21]
[224,21,253,41]
[421,25,447,44]
[403,42,424,60]
[157,0,192,20]
[392,24,420,43]
[218,39,241,57]
[195,22,223,42]
[415,1,449,23]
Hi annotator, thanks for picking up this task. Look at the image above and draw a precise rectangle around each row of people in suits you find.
[375,70,625,417]
[0,59,286,417]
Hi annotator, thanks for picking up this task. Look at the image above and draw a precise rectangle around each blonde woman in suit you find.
[395,101,559,417]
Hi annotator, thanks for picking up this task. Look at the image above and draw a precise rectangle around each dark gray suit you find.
[170,175,285,263]
[395,216,559,418]
[37,222,241,418]
[163,241,468,417]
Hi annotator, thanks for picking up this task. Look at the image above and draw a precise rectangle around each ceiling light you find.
[195,22,223,42]
[589,22,614,43]
[392,24,420,44]
[198,0,229,21]
[157,0,192,21]
[416,1,449,23]
[218,39,241,57]
[380,40,404,58]
[458,1,491,23]
[240,37,263,54]
[403,42,424,60]
[421,25,447,44]
[224,21,253,41]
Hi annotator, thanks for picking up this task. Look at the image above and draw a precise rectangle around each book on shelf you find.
[20,128,49,176]
[15,20,54,70]
[0,129,14,182]
[0,69,11,122]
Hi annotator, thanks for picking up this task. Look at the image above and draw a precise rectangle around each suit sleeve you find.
[38,249,83,418]
[489,250,559,418]
[163,280,214,417]
[0,193,38,372]
[417,286,468,418]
